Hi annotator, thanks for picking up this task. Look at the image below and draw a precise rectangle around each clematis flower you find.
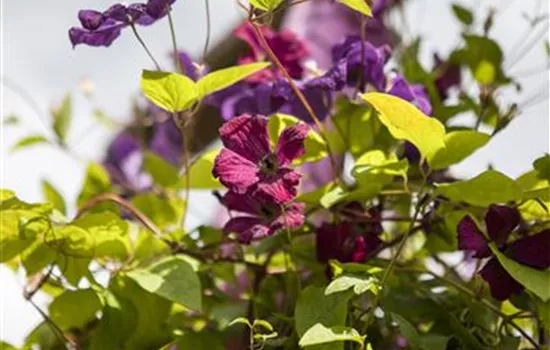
[387,73,432,115]
[329,36,391,91]
[103,132,152,193]
[316,204,384,264]
[69,0,177,48]
[222,190,305,244]
[433,53,462,100]
[213,114,309,203]
[235,22,310,82]
[457,204,550,300]
[149,117,182,165]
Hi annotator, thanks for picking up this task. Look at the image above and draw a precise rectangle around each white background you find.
[1,0,548,345]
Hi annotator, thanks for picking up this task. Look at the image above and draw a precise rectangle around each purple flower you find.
[235,22,310,82]
[69,0,176,48]
[433,54,462,100]
[387,73,432,115]
[222,190,305,244]
[281,0,397,69]
[330,36,391,91]
[457,205,550,300]
[103,132,152,193]
[213,114,309,204]
[149,117,182,165]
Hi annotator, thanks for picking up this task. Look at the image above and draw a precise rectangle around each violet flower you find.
[387,73,433,115]
[433,53,462,101]
[457,204,550,300]
[222,190,305,244]
[212,114,309,204]
[69,0,176,48]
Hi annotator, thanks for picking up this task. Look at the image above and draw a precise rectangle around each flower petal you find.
[457,215,490,258]
[69,20,125,48]
[78,10,104,30]
[271,202,305,233]
[480,258,524,301]
[223,217,270,244]
[212,148,259,191]
[219,114,270,163]
[485,205,520,247]
[275,123,310,166]
[256,168,301,204]
[222,190,264,216]
[508,229,550,269]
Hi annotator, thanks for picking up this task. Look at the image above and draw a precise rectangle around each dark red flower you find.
[222,190,305,244]
[457,204,550,300]
[212,114,309,204]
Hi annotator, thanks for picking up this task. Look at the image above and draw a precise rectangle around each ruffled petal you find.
[271,202,305,233]
[223,217,270,244]
[219,114,271,163]
[222,190,264,216]
[485,205,520,247]
[78,10,104,30]
[457,215,490,258]
[69,19,125,48]
[212,148,259,191]
[276,123,309,166]
[508,229,550,269]
[480,258,524,301]
[256,168,301,204]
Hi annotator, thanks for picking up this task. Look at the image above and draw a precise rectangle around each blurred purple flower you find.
[149,117,182,165]
[213,114,308,203]
[235,21,310,82]
[69,0,176,48]
[387,73,432,115]
[103,132,152,193]
[222,190,305,244]
[457,205,550,300]
[433,53,462,100]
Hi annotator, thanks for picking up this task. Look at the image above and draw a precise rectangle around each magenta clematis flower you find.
[457,204,550,300]
[69,0,176,48]
[235,22,310,82]
[222,190,305,244]
[387,73,433,115]
[316,204,384,264]
[213,114,309,203]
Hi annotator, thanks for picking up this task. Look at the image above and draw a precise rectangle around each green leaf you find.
[268,113,328,164]
[361,92,446,163]
[3,114,19,125]
[131,193,184,229]
[353,150,409,188]
[77,162,112,207]
[41,180,66,215]
[325,275,380,296]
[460,35,507,86]
[391,313,421,348]
[428,130,491,170]
[143,151,183,188]
[140,70,198,112]
[435,170,522,206]
[127,256,202,311]
[196,62,271,98]
[299,324,365,347]
[534,154,550,182]
[49,289,102,329]
[228,317,252,328]
[249,0,285,11]
[336,0,372,17]
[173,331,225,349]
[20,240,57,275]
[10,135,49,152]
[489,243,550,301]
[52,93,72,143]
[295,286,352,350]
[188,149,223,189]
[452,4,474,25]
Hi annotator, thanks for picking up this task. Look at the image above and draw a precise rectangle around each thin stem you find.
[248,20,340,183]
[202,0,212,61]
[167,10,183,74]
[28,297,76,347]
[178,113,192,232]
[130,24,161,71]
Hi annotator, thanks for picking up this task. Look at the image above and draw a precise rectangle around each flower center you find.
[259,153,278,175]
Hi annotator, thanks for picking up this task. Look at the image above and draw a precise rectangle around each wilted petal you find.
[146,0,176,19]
[276,123,309,166]
[271,202,305,232]
[212,148,259,191]
[222,190,264,216]
[224,217,270,244]
[508,229,550,269]
[78,10,104,30]
[69,20,125,48]
[104,4,130,23]
[485,205,520,247]
[480,258,524,301]
[256,168,301,204]
[457,215,490,258]
[219,114,270,163]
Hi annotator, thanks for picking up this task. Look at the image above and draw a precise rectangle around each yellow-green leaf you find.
[299,324,365,348]
[52,94,72,143]
[196,62,271,98]
[428,130,491,170]
[336,0,372,16]
[188,149,223,189]
[140,70,198,112]
[49,289,102,330]
[10,135,49,152]
[361,93,446,163]
[41,180,66,215]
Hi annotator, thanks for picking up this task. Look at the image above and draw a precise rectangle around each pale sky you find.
[1,0,548,346]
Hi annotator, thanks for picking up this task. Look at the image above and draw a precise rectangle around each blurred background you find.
[1,0,548,345]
